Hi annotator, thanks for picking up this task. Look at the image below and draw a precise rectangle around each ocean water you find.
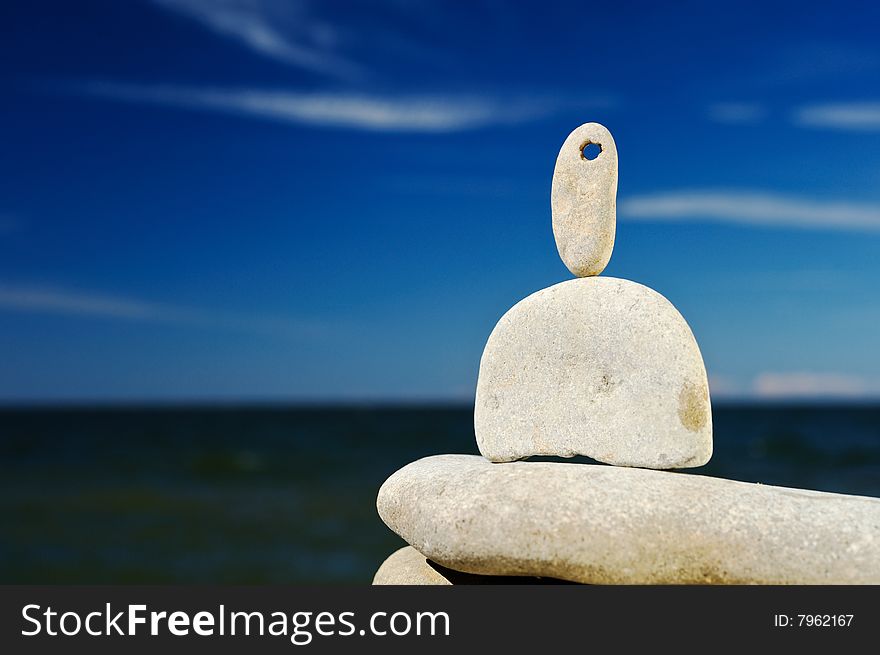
[1,405,879,584]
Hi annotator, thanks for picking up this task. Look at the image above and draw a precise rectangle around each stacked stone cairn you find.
[373,123,880,585]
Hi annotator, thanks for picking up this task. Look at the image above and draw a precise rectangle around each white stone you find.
[372,546,567,585]
[373,547,453,585]
[551,122,617,277]
[474,276,712,469]
[377,455,880,585]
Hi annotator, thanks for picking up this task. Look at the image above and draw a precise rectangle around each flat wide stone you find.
[377,455,880,584]
[475,276,712,469]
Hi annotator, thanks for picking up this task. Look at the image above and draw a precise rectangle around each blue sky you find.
[2,0,880,403]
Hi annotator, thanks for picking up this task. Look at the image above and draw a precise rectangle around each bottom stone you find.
[377,455,880,584]
[373,547,453,585]
[372,546,567,585]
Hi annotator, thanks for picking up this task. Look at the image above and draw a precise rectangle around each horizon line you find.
[3,398,880,411]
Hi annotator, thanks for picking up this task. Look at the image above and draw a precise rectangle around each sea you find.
[1,405,879,584]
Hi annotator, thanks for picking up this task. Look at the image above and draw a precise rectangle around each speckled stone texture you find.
[551,122,617,277]
[377,455,880,584]
[372,546,563,585]
[475,276,712,469]
[373,547,454,585]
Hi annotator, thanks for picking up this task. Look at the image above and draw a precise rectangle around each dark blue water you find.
[1,405,879,583]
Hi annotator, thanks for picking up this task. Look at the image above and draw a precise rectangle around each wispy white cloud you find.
[620,190,880,232]
[709,371,880,400]
[707,102,766,125]
[707,374,742,397]
[151,0,363,79]
[0,283,327,338]
[795,102,880,131]
[752,371,880,400]
[81,81,562,132]
[0,285,161,320]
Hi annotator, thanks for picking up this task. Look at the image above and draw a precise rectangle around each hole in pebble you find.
[581,142,602,161]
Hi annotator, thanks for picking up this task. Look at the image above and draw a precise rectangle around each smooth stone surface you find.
[475,276,712,469]
[373,546,453,585]
[372,546,565,585]
[377,455,880,585]
[551,122,617,277]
